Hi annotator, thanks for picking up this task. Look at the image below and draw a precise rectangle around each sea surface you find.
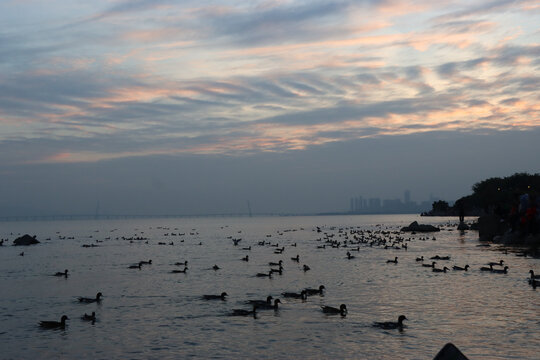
[0,214,538,359]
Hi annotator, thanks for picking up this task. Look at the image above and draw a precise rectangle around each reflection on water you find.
[0,215,538,359]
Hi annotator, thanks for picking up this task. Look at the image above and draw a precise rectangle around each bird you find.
[529,270,540,280]
[81,312,96,322]
[140,260,152,265]
[422,261,436,268]
[241,255,249,262]
[78,292,103,303]
[303,264,311,272]
[453,265,469,271]
[387,257,398,264]
[257,299,281,310]
[487,260,504,266]
[174,261,188,266]
[432,266,449,273]
[54,269,68,277]
[373,315,407,330]
[430,255,450,260]
[269,260,283,266]
[480,265,493,271]
[128,262,142,269]
[256,271,272,278]
[492,266,509,274]
[203,292,228,300]
[282,290,307,300]
[305,285,325,296]
[291,255,300,262]
[416,256,424,262]
[321,304,347,316]
[212,265,220,270]
[39,315,69,329]
[170,267,188,273]
[246,296,273,306]
[230,304,257,317]
[346,251,355,259]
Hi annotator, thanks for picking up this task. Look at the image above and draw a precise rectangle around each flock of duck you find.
[7,222,536,333]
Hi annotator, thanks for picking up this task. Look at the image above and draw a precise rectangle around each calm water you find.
[0,214,538,359]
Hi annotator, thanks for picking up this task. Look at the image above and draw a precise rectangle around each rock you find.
[401,221,440,232]
[13,234,40,246]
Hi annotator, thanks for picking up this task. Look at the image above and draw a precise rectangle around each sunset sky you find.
[1,0,539,216]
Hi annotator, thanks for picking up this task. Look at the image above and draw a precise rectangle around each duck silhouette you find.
[230,304,257,317]
[492,266,508,274]
[81,312,96,322]
[257,299,281,310]
[321,304,347,316]
[203,292,228,300]
[432,266,449,273]
[452,265,469,271]
[373,315,407,330]
[78,292,102,303]
[246,296,273,306]
[39,315,69,329]
[386,257,398,264]
[305,285,325,296]
[282,290,307,300]
[54,269,68,277]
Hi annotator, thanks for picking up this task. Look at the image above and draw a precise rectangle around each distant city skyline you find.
[347,190,439,215]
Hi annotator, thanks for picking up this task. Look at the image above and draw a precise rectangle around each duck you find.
[305,285,325,296]
[346,251,355,259]
[203,292,228,300]
[128,262,142,269]
[257,299,281,310]
[256,271,272,278]
[81,312,96,322]
[140,260,152,265]
[78,292,103,303]
[246,295,273,306]
[170,267,188,273]
[416,256,424,262]
[430,255,450,260]
[452,265,469,271]
[529,270,540,280]
[39,315,69,329]
[54,269,68,277]
[492,266,509,274]
[174,261,188,266]
[269,260,283,266]
[230,304,257,317]
[432,266,449,273]
[386,257,398,264]
[212,265,220,270]
[270,266,283,275]
[422,261,436,268]
[241,255,249,262]
[487,260,504,266]
[480,265,493,272]
[282,290,307,300]
[291,255,300,262]
[303,264,311,272]
[373,315,407,330]
[321,304,347,316]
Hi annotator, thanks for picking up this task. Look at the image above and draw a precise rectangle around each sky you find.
[0,0,539,216]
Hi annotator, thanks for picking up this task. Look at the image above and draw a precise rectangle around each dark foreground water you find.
[0,215,538,359]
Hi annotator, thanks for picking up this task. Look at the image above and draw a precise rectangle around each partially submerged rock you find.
[13,234,40,246]
[401,221,440,232]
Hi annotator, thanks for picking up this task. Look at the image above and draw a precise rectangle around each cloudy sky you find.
[1,0,539,216]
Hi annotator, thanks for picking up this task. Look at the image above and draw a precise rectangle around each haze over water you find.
[1,214,538,359]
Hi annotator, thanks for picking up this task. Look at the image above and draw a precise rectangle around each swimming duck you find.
[257,299,281,310]
[270,266,283,274]
[452,265,469,271]
[269,260,283,266]
[212,265,220,270]
[305,285,325,296]
[246,296,273,306]
[487,260,504,266]
[81,312,96,321]
[492,266,509,274]
[430,255,450,260]
[54,269,68,277]
[529,270,540,280]
[241,255,249,262]
[128,262,142,269]
[416,256,424,262]
[170,267,188,273]
[39,315,69,329]
[78,292,103,303]
[230,304,257,317]
[386,257,398,264]
[321,304,347,316]
[203,292,228,300]
[175,261,188,266]
[140,260,152,265]
[480,265,493,271]
[346,251,355,259]
[373,315,407,330]
[282,290,307,300]
[303,264,311,271]
[256,271,272,278]
[422,261,436,268]
[432,266,449,273]
[291,255,300,262]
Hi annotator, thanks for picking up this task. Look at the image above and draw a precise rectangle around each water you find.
[0,214,538,359]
